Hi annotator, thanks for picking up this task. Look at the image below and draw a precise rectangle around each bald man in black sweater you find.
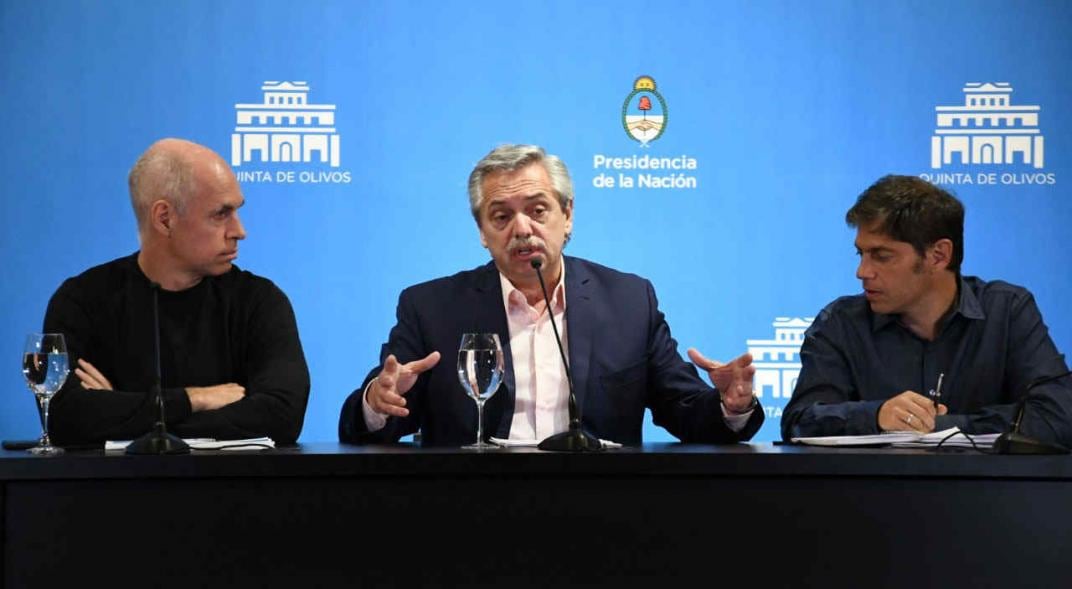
[43,139,309,445]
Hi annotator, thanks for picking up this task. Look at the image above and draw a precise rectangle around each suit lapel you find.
[564,256,594,416]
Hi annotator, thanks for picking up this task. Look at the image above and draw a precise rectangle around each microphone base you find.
[125,423,191,455]
[993,431,1069,455]
[537,428,604,453]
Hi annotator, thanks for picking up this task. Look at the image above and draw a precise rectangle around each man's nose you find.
[512,212,533,236]
[230,213,247,240]
[856,258,872,280]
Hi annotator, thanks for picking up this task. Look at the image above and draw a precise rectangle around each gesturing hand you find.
[688,349,756,414]
[366,352,441,417]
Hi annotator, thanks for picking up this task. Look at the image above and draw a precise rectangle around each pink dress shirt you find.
[498,269,570,441]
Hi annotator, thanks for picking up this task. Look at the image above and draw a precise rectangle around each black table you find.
[2,443,1069,588]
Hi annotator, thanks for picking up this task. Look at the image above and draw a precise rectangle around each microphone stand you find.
[992,371,1071,455]
[530,259,603,452]
[126,283,190,455]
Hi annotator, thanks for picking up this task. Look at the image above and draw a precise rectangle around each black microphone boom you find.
[126,282,190,455]
[530,258,603,452]
[992,371,1071,455]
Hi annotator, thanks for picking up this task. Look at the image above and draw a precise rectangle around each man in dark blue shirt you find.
[782,175,1071,446]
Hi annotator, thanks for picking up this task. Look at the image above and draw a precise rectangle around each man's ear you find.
[149,199,173,236]
[929,238,954,271]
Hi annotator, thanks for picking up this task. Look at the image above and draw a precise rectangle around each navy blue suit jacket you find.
[339,256,763,446]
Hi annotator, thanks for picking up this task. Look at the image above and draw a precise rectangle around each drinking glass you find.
[21,333,69,456]
[456,333,504,450]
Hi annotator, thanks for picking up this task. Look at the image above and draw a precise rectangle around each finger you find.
[731,360,751,384]
[377,403,410,418]
[75,368,102,389]
[78,359,112,388]
[382,354,401,376]
[370,388,409,416]
[686,348,722,370]
[732,352,754,367]
[377,373,397,396]
[894,408,914,431]
[903,403,935,431]
[916,410,936,432]
[906,393,938,416]
[405,351,441,374]
[377,386,408,407]
[77,358,103,379]
[938,403,949,416]
[900,407,930,433]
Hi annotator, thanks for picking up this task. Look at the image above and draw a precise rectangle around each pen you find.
[931,372,945,410]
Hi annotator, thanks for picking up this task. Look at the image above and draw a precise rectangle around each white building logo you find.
[232,81,339,167]
[229,81,350,184]
[931,82,1043,169]
[746,317,813,418]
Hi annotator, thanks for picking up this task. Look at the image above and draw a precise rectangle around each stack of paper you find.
[488,437,623,449]
[890,428,999,449]
[105,437,275,451]
[792,427,996,449]
[791,431,920,447]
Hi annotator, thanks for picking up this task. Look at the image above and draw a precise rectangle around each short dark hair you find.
[846,175,965,273]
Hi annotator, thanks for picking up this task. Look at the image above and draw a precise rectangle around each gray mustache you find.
[508,237,546,252]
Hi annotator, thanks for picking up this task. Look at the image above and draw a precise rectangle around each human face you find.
[854,224,932,317]
[169,158,247,279]
[478,163,572,289]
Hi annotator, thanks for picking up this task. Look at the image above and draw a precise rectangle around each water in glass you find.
[21,333,69,456]
[456,333,503,450]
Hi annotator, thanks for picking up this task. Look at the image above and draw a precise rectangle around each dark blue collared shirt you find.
[782,276,1072,445]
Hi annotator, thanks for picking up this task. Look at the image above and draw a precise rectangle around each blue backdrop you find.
[1,0,1069,443]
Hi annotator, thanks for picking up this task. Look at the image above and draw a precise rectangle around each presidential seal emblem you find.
[622,75,667,147]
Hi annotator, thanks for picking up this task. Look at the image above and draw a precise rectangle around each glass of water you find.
[456,333,504,450]
[21,333,69,456]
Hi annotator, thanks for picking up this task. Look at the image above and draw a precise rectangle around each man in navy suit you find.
[339,144,762,446]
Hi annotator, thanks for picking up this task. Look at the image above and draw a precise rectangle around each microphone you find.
[530,258,603,452]
[126,282,190,455]
[992,370,1071,455]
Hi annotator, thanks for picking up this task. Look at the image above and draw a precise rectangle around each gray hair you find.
[128,144,194,229]
[467,144,573,223]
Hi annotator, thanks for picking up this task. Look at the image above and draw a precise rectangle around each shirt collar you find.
[870,275,986,333]
[499,261,567,315]
[954,275,986,320]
